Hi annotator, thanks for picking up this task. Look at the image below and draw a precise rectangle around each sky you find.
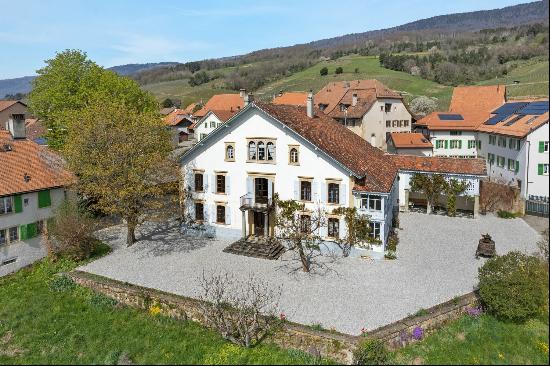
[0,0,531,79]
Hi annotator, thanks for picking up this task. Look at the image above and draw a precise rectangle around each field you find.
[0,249,316,365]
[477,56,549,100]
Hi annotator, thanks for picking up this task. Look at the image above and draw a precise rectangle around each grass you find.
[0,247,322,365]
[476,56,549,99]
[392,314,549,365]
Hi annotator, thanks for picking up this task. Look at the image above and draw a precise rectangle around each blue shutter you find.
[225,205,231,225]
[321,183,327,203]
[294,180,300,200]
[340,183,347,206]
[246,177,254,195]
[312,181,319,202]
[211,174,216,193]
[268,180,273,200]
[225,175,230,195]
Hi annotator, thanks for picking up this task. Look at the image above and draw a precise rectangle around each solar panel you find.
[438,114,464,121]
[504,115,524,126]
[484,114,508,125]
[492,102,529,115]
[517,101,549,115]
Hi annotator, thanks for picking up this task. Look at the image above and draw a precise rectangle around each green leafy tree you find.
[445,179,470,217]
[332,207,376,257]
[273,196,326,272]
[335,66,344,74]
[319,67,328,76]
[409,173,448,214]
[162,98,174,108]
[63,97,173,246]
[28,49,158,149]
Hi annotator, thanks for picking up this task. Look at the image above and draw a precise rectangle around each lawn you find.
[0,248,319,365]
[392,314,549,365]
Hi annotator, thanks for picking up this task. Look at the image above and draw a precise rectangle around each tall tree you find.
[63,97,173,246]
[28,49,158,149]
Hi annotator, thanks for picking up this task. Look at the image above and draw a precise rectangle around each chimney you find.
[244,93,254,106]
[239,88,247,98]
[7,114,26,139]
[352,93,358,107]
[307,90,314,118]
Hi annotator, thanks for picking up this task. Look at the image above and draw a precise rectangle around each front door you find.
[253,212,265,236]
[255,178,268,204]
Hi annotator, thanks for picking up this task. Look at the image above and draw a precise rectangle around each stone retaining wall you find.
[67,270,479,364]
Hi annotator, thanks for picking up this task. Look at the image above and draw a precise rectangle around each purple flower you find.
[399,330,410,342]
[412,326,424,340]
[465,306,483,317]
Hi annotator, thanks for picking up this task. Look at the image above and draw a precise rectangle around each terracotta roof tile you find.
[163,109,193,126]
[389,132,433,149]
[0,100,25,113]
[183,102,198,114]
[255,102,398,193]
[25,118,46,142]
[210,109,238,122]
[389,154,487,176]
[476,110,548,138]
[272,92,309,106]
[194,94,244,118]
[0,131,74,196]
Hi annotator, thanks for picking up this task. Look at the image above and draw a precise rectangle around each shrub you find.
[497,210,517,219]
[319,67,328,76]
[478,251,548,322]
[335,67,344,74]
[353,338,388,365]
[89,293,118,308]
[49,275,76,292]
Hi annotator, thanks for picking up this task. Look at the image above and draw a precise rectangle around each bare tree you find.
[198,272,281,347]
[273,196,327,272]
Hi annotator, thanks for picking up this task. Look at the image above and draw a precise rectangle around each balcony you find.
[239,193,273,212]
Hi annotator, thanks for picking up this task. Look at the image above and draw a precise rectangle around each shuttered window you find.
[38,190,51,208]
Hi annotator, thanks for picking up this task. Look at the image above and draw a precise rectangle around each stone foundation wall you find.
[67,270,479,364]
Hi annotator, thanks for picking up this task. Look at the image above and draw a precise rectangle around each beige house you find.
[0,101,28,130]
[315,80,412,150]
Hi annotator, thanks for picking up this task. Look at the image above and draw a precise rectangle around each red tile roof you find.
[255,102,398,193]
[183,102,198,114]
[315,80,402,118]
[389,132,432,149]
[0,131,74,196]
[163,109,193,126]
[476,100,548,138]
[272,92,309,106]
[416,85,506,131]
[389,154,487,176]
[25,118,46,142]
[194,94,244,118]
[210,109,238,122]
[0,100,24,112]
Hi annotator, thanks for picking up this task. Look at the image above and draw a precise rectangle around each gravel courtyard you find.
[79,213,541,335]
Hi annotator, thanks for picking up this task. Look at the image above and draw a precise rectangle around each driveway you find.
[79,213,541,336]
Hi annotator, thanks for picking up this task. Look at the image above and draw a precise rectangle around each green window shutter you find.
[445,140,448,149]
[27,223,37,238]
[19,225,27,241]
[539,141,545,153]
[458,140,462,149]
[538,164,544,175]
[515,161,520,173]
[14,195,23,213]
[38,190,51,208]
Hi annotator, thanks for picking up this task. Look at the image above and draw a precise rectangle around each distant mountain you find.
[0,62,180,98]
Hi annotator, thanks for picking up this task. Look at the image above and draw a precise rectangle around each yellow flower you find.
[498,353,504,359]
[149,304,162,316]
[538,341,549,355]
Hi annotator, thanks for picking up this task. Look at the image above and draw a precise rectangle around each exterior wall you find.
[181,108,395,253]
[525,123,549,199]
[194,113,223,142]
[360,99,412,151]
[0,103,28,129]
[388,146,433,156]
[430,130,478,158]
[0,188,66,276]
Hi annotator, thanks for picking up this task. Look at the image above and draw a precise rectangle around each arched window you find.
[289,148,299,164]
[226,145,234,160]
[267,142,275,161]
[257,141,265,160]
[248,141,256,160]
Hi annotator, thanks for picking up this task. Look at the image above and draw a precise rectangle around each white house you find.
[1,115,73,276]
[180,94,399,255]
[193,110,238,142]
[477,101,549,201]
[315,80,412,151]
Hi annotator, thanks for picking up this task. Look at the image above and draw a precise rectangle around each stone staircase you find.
[223,237,286,260]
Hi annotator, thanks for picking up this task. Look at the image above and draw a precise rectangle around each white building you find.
[180,95,399,255]
[1,115,72,276]
[315,80,412,151]
[193,110,238,142]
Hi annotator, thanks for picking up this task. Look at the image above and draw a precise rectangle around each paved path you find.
[79,213,540,335]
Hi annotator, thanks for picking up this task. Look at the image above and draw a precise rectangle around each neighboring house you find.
[160,106,176,116]
[390,155,486,216]
[415,85,505,158]
[387,132,433,156]
[180,96,400,255]
[164,109,195,147]
[0,114,73,276]
[314,80,412,150]
[272,91,309,106]
[193,92,245,119]
[0,100,28,129]
[25,118,47,145]
[476,100,549,200]
[193,109,238,142]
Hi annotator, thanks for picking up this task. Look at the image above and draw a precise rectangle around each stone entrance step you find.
[223,238,286,260]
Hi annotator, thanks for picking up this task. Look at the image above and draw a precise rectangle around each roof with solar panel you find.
[477,99,549,138]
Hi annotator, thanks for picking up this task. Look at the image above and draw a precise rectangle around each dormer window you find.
[385,103,392,113]
[319,104,328,111]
